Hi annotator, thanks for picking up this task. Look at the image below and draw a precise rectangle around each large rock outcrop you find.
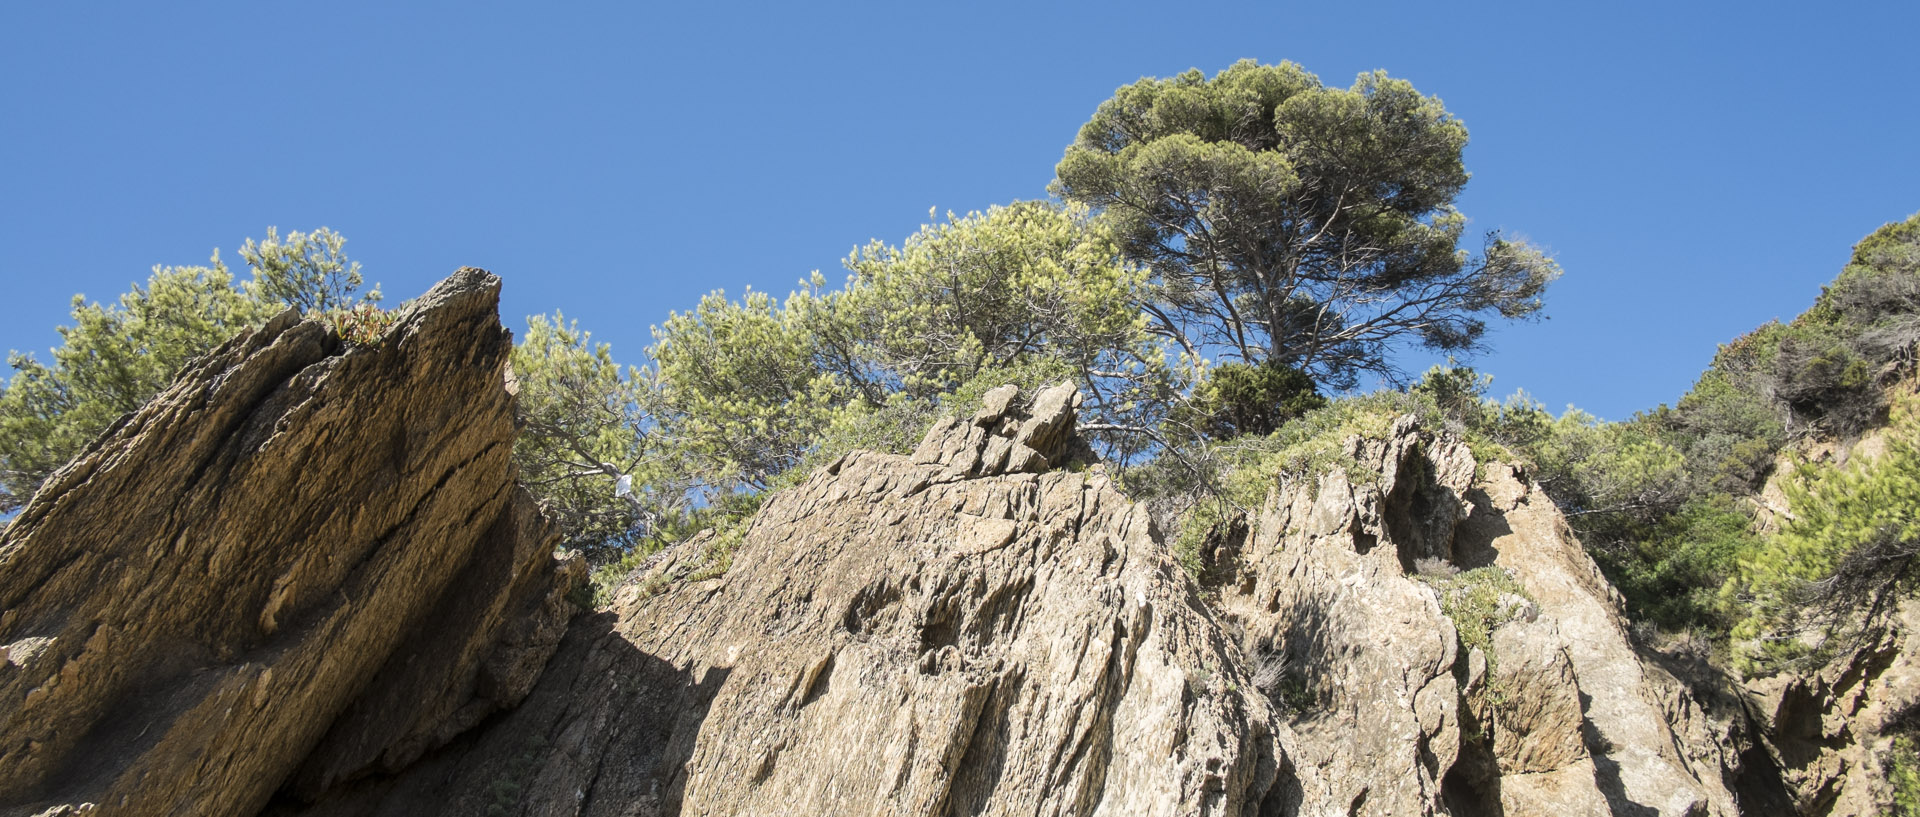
[0,269,581,817]
[1209,416,1743,816]
[280,383,1292,816]
[4,299,1810,816]
[276,388,1764,817]
[1730,418,1920,816]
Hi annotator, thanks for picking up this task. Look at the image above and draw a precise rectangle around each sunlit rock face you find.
[281,384,1291,817]
[0,298,1796,816]
[284,390,1748,817]
[1208,416,1741,817]
[0,269,580,817]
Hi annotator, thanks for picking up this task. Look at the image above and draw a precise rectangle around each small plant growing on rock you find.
[1251,650,1318,719]
[486,732,551,816]
[1180,361,1327,439]
[323,303,399,347]
[1415,566,1534,675]
[1417,566,1531,652]
[1275,671,1316,717]
[1171,501,1240,582]
[1185,665,1214,697]
[1884,733,1920,815]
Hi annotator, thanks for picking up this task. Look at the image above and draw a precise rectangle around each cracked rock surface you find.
[284,386,1289,817]
[5,330,1832,816]
[1211,417,1740,816]
[0,269,580,817]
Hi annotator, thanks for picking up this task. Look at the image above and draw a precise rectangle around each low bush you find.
[1886,733,1920,816]
[1729,412,1920,675]
[323,303,400,347]
[1415,566,1533,662]
[1181,361,1327,439]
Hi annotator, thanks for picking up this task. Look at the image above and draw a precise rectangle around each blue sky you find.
[3,1,1916,421]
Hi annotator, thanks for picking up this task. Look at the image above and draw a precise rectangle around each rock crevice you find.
[3,297,1832,816]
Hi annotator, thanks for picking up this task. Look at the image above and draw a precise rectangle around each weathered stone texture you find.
[9,301,1874,817]
[0,269,578,817]
[1213,417,1739,816]
[283,386,1289,816]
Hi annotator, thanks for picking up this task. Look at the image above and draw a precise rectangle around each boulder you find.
[911,382,1089,479]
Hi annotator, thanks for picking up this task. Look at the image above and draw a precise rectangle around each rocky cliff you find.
[0,270,580,817]
[2,271,1889,816]
[1736,421,1920,816]
[266,383,1758,816]
[1204,417,1745,816]
[276,382,1290,816]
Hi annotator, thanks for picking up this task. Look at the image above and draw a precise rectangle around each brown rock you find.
[284,389,1290,817]
[3,336,1795,817]
[1473,462,1735,816]
[1486,619,1586,774]
[0,270,578,817]
[1220,442,1466,816]
[1743,599,1920,816]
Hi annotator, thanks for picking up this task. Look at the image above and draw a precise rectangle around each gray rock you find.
[911,382,1089,479]
[973,384,1021,425]
[1215,417,1738,816]
[292,425,1290,816]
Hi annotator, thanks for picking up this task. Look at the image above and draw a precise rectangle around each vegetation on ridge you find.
[4,60,1916,692]
[0,227,380,512]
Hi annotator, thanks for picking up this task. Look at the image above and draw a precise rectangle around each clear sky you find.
[3,1,1916,422]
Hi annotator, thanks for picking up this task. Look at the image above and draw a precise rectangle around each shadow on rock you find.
[1580,692,1658,817]
[266,612,728,817]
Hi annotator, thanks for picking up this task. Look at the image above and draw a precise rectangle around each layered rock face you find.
[3,277,1813,816]
[1209,417,1742,816]
[0,270,580,817]
[285,383,1291,816]
[281,386,1755,817]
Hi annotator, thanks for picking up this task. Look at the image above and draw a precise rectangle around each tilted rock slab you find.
[285,386,1291,817]
[1212,416,1740,817]
[0,269,580,817]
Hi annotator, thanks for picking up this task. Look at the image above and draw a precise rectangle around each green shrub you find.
[1411,364,1494,426]
[1886,734,1920,816]
[585,490,766,604]
[1275,670,1316,716]
[1590,494,1751,633]
[1220,389,1440,505]
[587,546,657,606]
[1415,566,1533,662]
[323,303,400,347]
[1730,413,1920,675]
[1170,504,1213,580]
[1169,500,1245,582]
[774,392,939,489]
[1182,361,1326,439]
[939,357,1078,417]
